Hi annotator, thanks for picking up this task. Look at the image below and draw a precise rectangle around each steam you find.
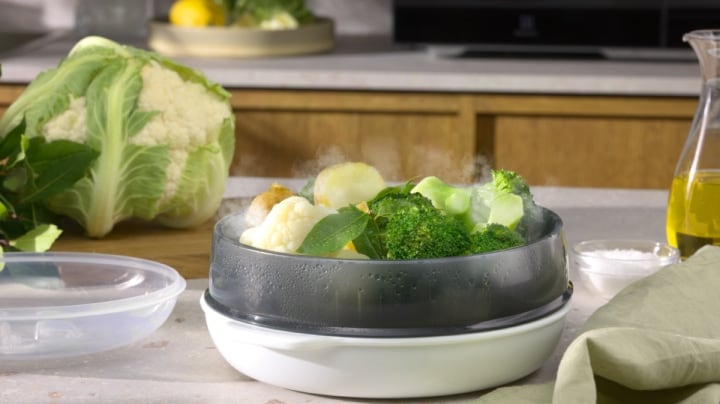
[291,145,350,179]
[290,144,495,186]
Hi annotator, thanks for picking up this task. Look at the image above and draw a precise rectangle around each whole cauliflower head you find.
[0,36,235,237]
[240,196,335,254]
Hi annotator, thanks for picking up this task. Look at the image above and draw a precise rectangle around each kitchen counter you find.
[0,32,702,96]
[0,178,670,403]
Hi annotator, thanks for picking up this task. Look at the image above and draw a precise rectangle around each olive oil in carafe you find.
[666,170,720,258]
[666,30,720,259]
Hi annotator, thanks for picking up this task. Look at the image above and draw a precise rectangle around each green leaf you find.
[351,217,386,259]
[0,118,26,162]
[0,45,116,137]
[298,177,315,203]
[9,223,62,252]
[3,166,27,193]
[25,138,96,173]
[20,139,99,204]
[298,206,370,255]
[154,116,234,228]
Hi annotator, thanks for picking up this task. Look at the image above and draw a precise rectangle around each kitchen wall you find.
[0,0,392,36]
[0,0,74,31]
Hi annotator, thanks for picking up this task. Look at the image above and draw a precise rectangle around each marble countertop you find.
[0,179,671,403]
[0,32,702,96]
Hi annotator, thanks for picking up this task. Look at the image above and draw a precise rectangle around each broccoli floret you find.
[492,169,532,197]
[468,223,526,254]
[368,191,471,260]
[412,169,534,232]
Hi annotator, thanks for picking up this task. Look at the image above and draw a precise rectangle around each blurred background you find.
[0,0,715,188]
[0,0,392,37]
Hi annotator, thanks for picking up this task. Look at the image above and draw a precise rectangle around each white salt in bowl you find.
[571,239,680,301]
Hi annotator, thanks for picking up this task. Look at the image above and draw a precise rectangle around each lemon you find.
[169,0,225,27]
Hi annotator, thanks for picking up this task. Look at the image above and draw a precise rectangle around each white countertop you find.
[0,32,702,96]
[0,180,671,403]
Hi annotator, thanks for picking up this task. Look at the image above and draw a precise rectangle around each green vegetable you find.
[300,182,499,260]
[217,0,314,27]
[0,36,235,238]
[279,167,534,260]
[1,65,87,263]
[412,169,535,232]
[368,190,471,260]
[468,223,526,254]
[0,119,97,257]
[297,205,368,255]
[297,176,315,203]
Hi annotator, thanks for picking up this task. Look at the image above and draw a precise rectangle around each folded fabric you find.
[479,245,720,404]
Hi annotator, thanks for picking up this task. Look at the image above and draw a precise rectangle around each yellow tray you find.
[148,18,335,58]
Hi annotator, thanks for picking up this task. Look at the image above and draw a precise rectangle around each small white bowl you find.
[201,291,571,399]
[571,239,680,301]
[0,252,186,360]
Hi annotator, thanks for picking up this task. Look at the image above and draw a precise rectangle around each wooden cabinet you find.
[229,90,478,183]
[228,89,696,188]
[0,84,697,188]
[471,94,696,189]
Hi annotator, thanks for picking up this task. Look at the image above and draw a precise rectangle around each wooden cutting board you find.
[51,219,215,280]
[50,198,253,279]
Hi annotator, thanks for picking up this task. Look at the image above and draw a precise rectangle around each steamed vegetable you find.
[366,186,472,259]
[240,196,333,254]
[245,182,295,227]
[0,36,235,238]
[313,161,386,209]
[411,169,535,232]
[240,195,367,258]
[468,223,527,255]
[240,163,531,260]
[300,182,525,260]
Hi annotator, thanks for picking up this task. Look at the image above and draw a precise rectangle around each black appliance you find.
[393,0,720,58]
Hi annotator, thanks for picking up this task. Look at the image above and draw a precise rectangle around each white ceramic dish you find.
[201,291,571,399]
[0,252,186,360]
[571,239,680,300]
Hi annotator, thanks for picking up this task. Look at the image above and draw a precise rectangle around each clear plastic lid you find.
[0,252,186,359]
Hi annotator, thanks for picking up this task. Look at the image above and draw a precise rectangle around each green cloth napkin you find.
[479,245,720,404]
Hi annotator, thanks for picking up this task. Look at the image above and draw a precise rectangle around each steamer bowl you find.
[207,206,569,337]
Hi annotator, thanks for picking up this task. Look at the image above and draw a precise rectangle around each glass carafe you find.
[666,29,720,259]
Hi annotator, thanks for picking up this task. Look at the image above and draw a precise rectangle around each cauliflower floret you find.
[245,183,295,228]
[133,60,232,201]
[240,196,336,254]
[43,96,87,143]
